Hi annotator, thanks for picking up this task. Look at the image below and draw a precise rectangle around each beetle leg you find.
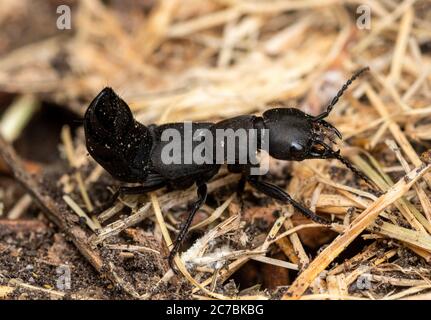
[90,189,120,216]
[247,176,331,225]
[91,181,166,216]
[169,182,208,273]
[235,175,247,213]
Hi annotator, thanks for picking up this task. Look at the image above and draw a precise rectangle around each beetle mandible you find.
[84,67,373,271]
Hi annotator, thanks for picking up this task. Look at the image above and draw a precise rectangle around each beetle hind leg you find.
[91,177,167,216]
[168,182,208,273]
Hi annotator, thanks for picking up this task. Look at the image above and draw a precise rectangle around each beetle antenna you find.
[332,150,378,190]
[313,67,370,121]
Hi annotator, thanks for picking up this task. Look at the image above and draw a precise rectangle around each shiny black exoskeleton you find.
[84,67,372,271]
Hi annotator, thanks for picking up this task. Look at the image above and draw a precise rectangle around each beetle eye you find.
[289,142,304,154]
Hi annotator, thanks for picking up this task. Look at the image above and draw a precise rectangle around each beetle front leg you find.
[247,176,331,225]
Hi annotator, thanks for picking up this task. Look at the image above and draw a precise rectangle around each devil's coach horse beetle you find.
[84,67,374,271]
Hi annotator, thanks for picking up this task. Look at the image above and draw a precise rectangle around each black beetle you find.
[84,67,372,271]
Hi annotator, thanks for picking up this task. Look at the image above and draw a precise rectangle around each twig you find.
[91,174,240,245]
[8,279,97,300]
[0,134,140,297]
[283,159,431,299]
[150,193,236,300]
[7,194,32,219]
[63,195,99,232]
[0,95,39,142]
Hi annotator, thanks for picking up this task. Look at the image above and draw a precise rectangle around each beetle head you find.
[262,108,341,161]
[263,108,315,161]
[262,67,375,188]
